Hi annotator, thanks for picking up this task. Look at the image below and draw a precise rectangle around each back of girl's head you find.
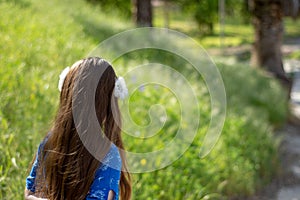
[35,57,131,200]
[60,57,117,123]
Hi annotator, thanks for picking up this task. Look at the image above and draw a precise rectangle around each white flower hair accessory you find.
[58,66,70,92]
[114,77,128,100]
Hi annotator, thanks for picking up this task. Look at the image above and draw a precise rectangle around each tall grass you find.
[0,1,131,198]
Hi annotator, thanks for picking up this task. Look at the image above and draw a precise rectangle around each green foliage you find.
[194,0,218,34]
[284,18,300,38]
[153,5,254,48]
[179,0,218,34]
[0,0,288,199]
[287,51,300,59]
[225,0,251,24]
[177,0,250,34]
[85,0,131,18]
[219,64,288,126]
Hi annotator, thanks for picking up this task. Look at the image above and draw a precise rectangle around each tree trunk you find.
[250,0,292,95]
[134,0,153,27]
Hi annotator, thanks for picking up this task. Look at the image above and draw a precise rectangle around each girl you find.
[25,57,131,200]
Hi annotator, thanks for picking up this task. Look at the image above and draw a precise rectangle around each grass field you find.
[0,0,291,199]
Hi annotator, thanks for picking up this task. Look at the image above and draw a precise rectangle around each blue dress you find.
[26,141,122,200]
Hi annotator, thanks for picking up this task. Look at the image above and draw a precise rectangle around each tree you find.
[133,0,153,27]
[249,0,299,95]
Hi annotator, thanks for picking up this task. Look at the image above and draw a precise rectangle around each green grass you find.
[124,60,286,199]
[0,0,288,199]
[285,51,300,60]
[0,0,132,198]
[284,18,300,38]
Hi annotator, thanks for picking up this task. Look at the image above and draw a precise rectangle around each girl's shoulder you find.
[99,143,122,172]
[87,144,122,199]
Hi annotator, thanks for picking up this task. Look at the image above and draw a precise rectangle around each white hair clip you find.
[58,66,128,100]
[114,77,128,100]
[58,66,70,92]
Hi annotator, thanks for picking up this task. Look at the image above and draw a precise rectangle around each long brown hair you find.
[33,57,131,199]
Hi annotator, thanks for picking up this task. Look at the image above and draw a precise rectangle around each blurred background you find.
[1,0,300,199]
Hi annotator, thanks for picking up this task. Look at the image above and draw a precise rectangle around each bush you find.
[123,63,286,199]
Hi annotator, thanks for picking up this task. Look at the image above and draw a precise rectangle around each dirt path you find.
[247,123,300,200]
